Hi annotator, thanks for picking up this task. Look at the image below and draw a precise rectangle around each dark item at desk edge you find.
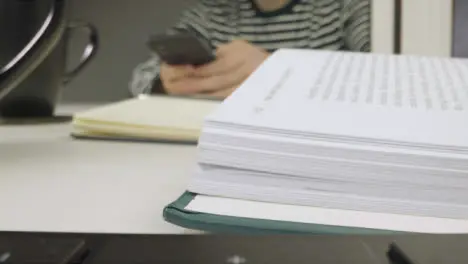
[388,242,416,264]
[0,232,427,264]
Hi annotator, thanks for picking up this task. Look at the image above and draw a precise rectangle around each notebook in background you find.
[71,95,220,143]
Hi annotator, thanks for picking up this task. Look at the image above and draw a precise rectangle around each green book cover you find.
[163,192,400,234]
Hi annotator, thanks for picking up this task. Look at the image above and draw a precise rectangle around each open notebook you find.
[71,95,220,143]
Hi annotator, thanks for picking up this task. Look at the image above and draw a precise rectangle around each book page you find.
[186,195,468,233]
[308,52,468,111]
[208,49,468,149]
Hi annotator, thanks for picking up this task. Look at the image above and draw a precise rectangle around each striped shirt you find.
[129,0,371,96]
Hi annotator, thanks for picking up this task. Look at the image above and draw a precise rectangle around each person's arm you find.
[129,2,211,97]
[341,0,371,52]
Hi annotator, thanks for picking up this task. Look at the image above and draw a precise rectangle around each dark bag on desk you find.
[0,0,98,118]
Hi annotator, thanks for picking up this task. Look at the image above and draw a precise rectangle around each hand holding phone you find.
[154,38,270,98]
[147,32,215,66]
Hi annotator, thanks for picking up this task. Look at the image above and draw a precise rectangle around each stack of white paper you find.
[189,49,468,219]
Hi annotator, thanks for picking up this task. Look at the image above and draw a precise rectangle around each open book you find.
[71,95,219,143]
[189,49,468,221]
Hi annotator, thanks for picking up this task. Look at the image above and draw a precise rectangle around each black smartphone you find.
[147,32,215,66]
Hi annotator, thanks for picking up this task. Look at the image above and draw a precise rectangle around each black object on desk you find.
[0,235,87,264]
[2,232,468,264]
[388,242,416,264]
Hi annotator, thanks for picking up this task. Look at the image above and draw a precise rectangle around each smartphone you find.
[147,32,215,66]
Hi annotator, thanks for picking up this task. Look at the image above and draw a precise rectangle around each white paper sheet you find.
[185,195,468,234]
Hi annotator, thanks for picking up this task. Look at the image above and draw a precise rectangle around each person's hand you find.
[162,40,270,98]
[159,63,195,94]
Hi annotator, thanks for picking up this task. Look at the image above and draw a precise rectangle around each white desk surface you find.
[0,104,196,234]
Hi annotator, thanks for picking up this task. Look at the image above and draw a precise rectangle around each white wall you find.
[371,0,395,54]
[401,0,453,57]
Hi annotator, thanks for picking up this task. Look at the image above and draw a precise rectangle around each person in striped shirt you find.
[130,0,370,99]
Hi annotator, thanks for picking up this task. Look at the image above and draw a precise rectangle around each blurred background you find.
[64,0,468,103]
[64,0,196,103]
